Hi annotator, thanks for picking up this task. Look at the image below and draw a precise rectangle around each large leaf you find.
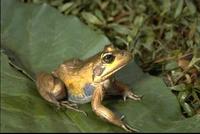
[1,0,200,132]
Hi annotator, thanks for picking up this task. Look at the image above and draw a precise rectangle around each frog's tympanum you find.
[36,44,142,132]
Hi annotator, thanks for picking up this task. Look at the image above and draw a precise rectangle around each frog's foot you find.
[60,101,78,108]
[60,101,87,116]
[119,115,139,132]
[121,123,139,133]
[123,90,143,101]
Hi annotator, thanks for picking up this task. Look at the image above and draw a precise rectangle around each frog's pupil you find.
[103,54,115,63]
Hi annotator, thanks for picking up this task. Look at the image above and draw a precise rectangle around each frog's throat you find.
[94,63,127,82]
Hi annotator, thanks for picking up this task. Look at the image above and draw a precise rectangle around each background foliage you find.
[1,0,200,132]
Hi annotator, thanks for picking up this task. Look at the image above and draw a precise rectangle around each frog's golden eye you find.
[102,53,115,64]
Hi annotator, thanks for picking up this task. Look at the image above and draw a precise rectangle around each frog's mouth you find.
[93,64,127,83]
[100,63,127,81]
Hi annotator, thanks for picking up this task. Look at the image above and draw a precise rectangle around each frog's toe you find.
[55,103,62,111]
[121,123,139,133]
[128,94,143,101]
[60,101,78,108]
[60,101,87,116]
[120,114,125,120]
[123,90,143,101]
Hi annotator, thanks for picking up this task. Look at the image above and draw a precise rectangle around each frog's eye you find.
[102,53,115,64]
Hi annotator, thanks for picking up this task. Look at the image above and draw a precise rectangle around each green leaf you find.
[131,15,144,38]
[174,0,184,19]
[1,0,109,75]
[160,0,171,16]
[185,0,196,15]
[165,60,179,71]
[1,0,200,132]
[170,83,187,91]
[81,11,104,26]
[58,2,74,13]
[1,52,80,132]
[108,23,131,35]
[141,27,155,51]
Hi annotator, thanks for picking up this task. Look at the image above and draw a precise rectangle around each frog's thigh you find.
[36,72,66,106]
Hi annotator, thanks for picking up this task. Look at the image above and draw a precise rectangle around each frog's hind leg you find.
[36,72,87,116]
[36,72,66,105]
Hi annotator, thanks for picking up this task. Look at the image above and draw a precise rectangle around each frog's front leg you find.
[91,85,138,132]
[36,72,86,116]
[112,79,143,101]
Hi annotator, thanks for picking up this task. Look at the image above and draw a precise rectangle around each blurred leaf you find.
[185,0,196,15]
[149,0,160,14]
[142,27,155,51]
[94,9,106,24]
[174,0,184,19]
[161,0,171,16]
[81,11,104,26]
[108,23,131,35]
[164,29,174,40]
[170,83,187,91]
[178,90,195,117]
[165,60,179,71]
[50,0,64,6]
[131,15,144,38]
[1,0,200,133]
[58,2,74,13]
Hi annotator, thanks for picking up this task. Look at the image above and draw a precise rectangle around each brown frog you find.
[36,44,142,132]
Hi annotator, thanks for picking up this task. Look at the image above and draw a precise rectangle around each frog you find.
[35,44,143,132]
